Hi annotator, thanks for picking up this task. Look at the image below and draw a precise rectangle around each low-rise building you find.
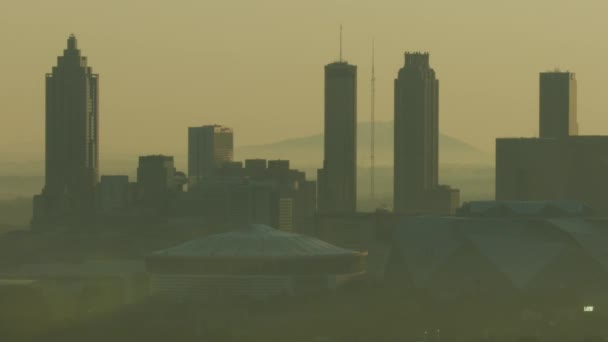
[146,224,367,299]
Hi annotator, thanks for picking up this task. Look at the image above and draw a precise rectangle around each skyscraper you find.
[137,155,177,215]
[318,61,357,214]
[34,35,99,224]
[394,52,459,215]
[539,71,578,138]
[188,125,234,188]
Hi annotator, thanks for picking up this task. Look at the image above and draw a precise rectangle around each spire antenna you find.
[339,25,343,62]
[370,37,376,204]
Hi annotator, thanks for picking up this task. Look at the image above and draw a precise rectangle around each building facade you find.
[176,159,316,233]
[318,61,357,214]
[98,175,130,216]
[34,35,99,225]
[393,52,459,215]
[540,71,578,138]
[188,125,234,188]
[137,155,178,215]
[494,70,608,214]
[496,136,608,215]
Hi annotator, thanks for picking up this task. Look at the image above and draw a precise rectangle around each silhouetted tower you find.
[370,38,376,203]
[40,35,99,220]
[539,71,578,138]
[394,52,439,214]
[188,125,234,188]
[318,28,357,214]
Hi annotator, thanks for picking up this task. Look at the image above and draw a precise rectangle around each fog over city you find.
[2,1,608,341]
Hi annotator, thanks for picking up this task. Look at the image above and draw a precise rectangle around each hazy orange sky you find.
[2,0,608,164]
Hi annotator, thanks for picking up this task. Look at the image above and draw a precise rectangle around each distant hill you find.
[238,121,490,167]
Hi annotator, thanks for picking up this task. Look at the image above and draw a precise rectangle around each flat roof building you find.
[496,136,608,215]
[319,61,357,214]
[188,125,234,188]
[540,71,578,138]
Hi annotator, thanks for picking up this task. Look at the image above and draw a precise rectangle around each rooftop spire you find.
[339,25,343,62]
[67,34,77,50]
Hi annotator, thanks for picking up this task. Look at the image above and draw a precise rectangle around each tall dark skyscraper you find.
[34,35,99,224]
[188,125,234,188]
[539,71,578,138]
[318,60,357,214]
[394,52,459,215]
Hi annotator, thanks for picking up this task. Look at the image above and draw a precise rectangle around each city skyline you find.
[2,0,608,164]
[4,2,608,340]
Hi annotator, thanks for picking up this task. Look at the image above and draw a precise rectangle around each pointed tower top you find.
[67,34,77,50]
[339,25,343,62]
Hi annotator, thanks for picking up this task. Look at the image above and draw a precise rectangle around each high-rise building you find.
[393,52,459,215]
[98,175,130,216]
[539,71,578,138]
[33,35,99,225]
[318,61,357,214]
[188,125,234,188]
[137,155,177,215]
[495,70,608,214]
[496,136,608,215]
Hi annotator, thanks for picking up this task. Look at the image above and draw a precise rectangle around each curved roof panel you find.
[152,224,363,259]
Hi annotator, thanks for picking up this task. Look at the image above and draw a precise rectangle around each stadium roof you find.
[458,200,591,217]
[151,224,365,259]
[389,217,608,290]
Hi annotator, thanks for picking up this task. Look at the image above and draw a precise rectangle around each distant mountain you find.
[237,121,490,168]
[0,121,490,180]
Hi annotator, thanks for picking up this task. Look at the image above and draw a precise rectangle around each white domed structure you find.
[146,224,367,298]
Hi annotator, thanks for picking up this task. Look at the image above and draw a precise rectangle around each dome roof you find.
[151,224,364,259]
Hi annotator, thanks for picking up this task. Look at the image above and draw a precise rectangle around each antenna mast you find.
[371,38,376,204]
[339,25,343,62]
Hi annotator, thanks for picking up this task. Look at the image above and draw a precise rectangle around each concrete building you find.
[188,125,233,188]
[192,159,316,233]
[393,52,459,215]
[98,175,130,216]
[540,71,578,138]
[495,69,608,214]
[33,35,99,226]
[496,136,608,215]
[245,159,267,178]
[219,161,245,178]
[137,155,178,215]
[318,61,357,214]
[278,197,294,232]
[146,224,367,299]
[173,179,280,227]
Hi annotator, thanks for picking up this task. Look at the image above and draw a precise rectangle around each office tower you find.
[245,159,267,178]
[34,35,99,224]
[496,136,608,215]
[137,155,177,214]
[318,60,357,214]
[495,69,608,214]
[98,175,130,216]
[188,125,234,188]
[394,52,459,215]
[220,161,244,178]
[539,71,578,138]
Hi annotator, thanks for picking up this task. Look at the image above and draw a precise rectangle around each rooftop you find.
[151,224,365,259]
